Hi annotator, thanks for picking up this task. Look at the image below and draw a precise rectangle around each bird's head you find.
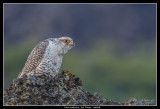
[58,37,75,54]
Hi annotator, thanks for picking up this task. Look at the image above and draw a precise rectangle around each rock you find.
[123,98,155,105]
[3,71,155,105]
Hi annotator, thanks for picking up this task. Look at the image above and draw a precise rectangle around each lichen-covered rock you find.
[3,72,154,105]
[122,98,155,105]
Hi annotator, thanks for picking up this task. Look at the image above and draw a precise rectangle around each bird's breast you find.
[41,49,63,73]
[38,40,64,73]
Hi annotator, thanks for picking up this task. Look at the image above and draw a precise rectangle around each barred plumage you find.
[18,37,74,78]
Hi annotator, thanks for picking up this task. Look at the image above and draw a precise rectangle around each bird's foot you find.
[62,70,75,84]
[62,70,75,77]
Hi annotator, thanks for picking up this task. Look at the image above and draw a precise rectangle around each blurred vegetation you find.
[4,37,156,103]
[4,37,38,78]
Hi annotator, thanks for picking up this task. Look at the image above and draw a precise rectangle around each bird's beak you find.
[69,41,75,46]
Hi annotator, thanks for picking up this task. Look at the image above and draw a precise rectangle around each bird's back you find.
[18,39,49,78]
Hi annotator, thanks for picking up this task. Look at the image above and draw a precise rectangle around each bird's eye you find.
[64,39,70,43]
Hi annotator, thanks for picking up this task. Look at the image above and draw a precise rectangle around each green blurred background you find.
[4,4,156,103]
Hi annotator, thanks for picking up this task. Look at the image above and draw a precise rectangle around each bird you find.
[17,37,75,78]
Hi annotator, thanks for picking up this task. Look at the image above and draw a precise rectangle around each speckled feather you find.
[18,37,74,78]
[18,39,49,78]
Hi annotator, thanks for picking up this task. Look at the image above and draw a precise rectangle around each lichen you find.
[3,71,155,105]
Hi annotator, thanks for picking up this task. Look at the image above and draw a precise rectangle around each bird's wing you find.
[18,39,49,78]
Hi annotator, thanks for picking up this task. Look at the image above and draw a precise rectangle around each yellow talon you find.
[62,70,74,77]
[65,72,70,75]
